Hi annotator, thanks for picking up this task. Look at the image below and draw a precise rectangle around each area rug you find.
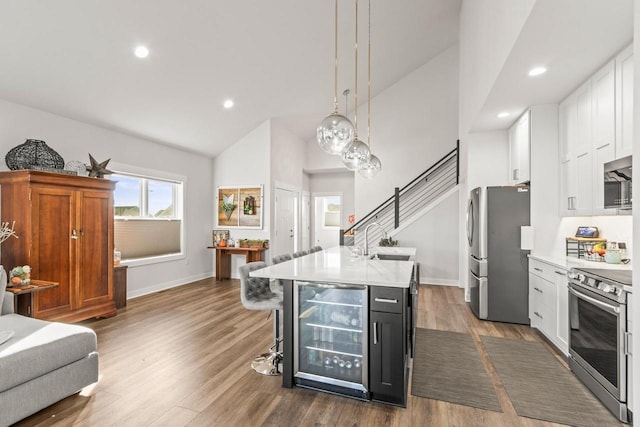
[411,328,502,412]
[481,336,621,427]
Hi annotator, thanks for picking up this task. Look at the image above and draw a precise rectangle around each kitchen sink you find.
[369,254,411,261]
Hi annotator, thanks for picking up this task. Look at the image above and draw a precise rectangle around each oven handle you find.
[568,287,620,315]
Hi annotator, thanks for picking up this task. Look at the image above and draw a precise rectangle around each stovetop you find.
[573,267,632,287]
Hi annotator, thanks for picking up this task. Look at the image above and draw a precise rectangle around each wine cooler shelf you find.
[302,349,363,383]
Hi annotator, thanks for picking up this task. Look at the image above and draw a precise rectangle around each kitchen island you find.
[251,246,416,406]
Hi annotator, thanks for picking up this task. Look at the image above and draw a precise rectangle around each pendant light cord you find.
[367,0,371,147]
[333,0,339,113]
[354,0,359,137]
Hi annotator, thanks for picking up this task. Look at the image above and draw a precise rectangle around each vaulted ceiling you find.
[0,0,462,157]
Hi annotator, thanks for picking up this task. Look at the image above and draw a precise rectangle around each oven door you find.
[568,283,626,401]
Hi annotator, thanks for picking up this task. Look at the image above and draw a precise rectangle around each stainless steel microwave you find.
[604,155,632,210]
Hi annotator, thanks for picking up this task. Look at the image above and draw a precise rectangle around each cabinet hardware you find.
[534,267,543,272]
[71,229,78,240]
[374,297,398,304]
[534,311,543,319]
[513,169,519,180]
[534,287,543,293]
[554,270,565,275]
[373,322,378,345]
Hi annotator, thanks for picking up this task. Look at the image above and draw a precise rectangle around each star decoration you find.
[86,154,113,178]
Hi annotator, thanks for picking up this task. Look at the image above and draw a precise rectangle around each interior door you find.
[275,187,297,256]
[313,194,341,249]
[301,191,310,251]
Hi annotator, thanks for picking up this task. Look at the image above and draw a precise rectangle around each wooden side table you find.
[207,246,267,281]
[6,280,59,317]
[114,265,128,309]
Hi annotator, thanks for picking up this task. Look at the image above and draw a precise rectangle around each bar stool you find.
[272,254,292,264]
[309,246,323,253]
[238,262,283,376]
[293,250,308,258]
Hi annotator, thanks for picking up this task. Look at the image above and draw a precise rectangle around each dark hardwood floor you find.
[13,280,605,426]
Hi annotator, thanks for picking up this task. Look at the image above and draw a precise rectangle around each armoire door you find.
[78,189,113,307]
[31,186,77,319]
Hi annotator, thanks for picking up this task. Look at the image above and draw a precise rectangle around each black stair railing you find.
[344,140,459,245]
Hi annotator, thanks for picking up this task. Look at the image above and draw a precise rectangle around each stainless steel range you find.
[568,267,632,423]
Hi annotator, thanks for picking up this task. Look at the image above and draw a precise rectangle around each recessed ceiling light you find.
[223,99,234,109]
[134,45,149,58]
[528,66,547,77]
[497,112,510,118]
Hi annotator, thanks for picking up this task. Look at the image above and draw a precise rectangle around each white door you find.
[301,191,310,251]
[275,187,298,256]
[313,194,341,249]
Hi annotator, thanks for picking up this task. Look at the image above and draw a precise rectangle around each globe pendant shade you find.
[358,153,381,179]
[317,113,355,155]
[341,138,370,171]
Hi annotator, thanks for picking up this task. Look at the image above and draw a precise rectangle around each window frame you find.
[110,162,187,267]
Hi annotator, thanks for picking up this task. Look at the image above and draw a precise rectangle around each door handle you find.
[373,322,378,345]
[374,297,398,304]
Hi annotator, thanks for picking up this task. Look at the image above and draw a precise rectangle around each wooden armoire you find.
[0,170,116,322]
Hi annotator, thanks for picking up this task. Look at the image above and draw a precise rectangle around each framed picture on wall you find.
[216,185,263,229]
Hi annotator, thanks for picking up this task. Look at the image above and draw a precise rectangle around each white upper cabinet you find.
[559,81,592,216]
[508,110,530,184]
[616,44,633,159]
[592,59,616,215]
[559,44,632,217]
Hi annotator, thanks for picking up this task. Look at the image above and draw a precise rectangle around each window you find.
[112,170,184,263]
[323,197,341,228]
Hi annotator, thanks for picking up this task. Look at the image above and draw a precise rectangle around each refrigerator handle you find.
[466,198,473,247]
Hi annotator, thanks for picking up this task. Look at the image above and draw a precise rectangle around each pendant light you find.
[317,0,355,155]
[359,0,381,179]
[341,0,370,171]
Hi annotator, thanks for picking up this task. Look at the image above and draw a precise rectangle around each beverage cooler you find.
[293,281,368,400]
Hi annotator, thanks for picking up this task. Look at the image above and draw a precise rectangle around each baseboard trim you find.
[420,279,459,287]
[128,272,213,299]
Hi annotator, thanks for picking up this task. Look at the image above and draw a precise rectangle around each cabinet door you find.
[559,159,576,216]
[31,186,77,319]
[370,310,405,405]
[78,189,113,307]
[528,273,543,328]
[592,60,616,215]
[554,268,569,355]
[508,123,519,184]
[616,45,633,159]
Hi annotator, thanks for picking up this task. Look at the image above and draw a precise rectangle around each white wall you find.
[394,189,459,286]
[308,172,355,230]
[466,130,509,190]
[212,120,271,277]
[0,98,214,298]
[458,0,536,134]
[354,44,460,216]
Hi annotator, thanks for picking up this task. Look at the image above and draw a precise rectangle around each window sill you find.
[121,253,185,268]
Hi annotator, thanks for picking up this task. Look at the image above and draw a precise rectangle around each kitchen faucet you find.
[363,222,387,256]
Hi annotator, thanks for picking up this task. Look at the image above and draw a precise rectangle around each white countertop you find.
[250,246,415,288]
[529,254,632,271]
[529,254,632,293]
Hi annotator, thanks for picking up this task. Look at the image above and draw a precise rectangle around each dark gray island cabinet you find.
[369,286,409,406]
[250,246,415,407]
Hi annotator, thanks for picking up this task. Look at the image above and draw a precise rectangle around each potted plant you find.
[221,201,236,220]
[379,237,398,247]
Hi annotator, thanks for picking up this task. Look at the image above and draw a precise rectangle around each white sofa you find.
[0,286,99,426]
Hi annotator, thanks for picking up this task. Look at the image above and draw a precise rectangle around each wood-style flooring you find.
[14,280,603,426]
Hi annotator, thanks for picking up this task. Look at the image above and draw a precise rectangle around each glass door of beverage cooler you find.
[294,281,368,396]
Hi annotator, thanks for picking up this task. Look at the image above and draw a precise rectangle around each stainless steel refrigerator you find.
[467,186,530,324]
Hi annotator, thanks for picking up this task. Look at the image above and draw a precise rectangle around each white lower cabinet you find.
[528,259,568,355]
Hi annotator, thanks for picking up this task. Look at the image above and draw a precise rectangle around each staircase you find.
[344,141,459,249]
